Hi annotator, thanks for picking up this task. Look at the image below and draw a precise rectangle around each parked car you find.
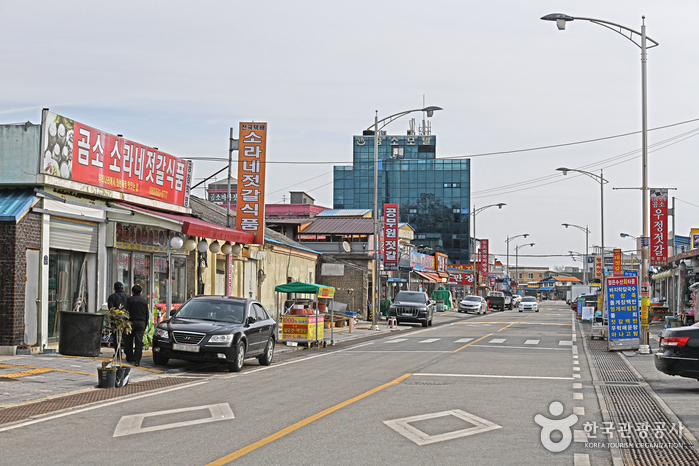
[519,296,539,312]
[389,291,434,327]
[655,324,699,380]
[152,296,277,372]
[511,294,522,307]
[502,291,514,310]
[458,295,487,314]
[571,294,599,312]
[485,291,506,311]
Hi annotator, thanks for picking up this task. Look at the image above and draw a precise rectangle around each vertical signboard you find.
[606,275,640,349]
[479,240,489,280]
[383,203,399,271]
[236,123,267,244]
[435,252,448,274]
[650,189,668,266]
[613,248,622,274]
[594,256,603,279]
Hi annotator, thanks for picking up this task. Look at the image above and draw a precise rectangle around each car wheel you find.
[152,353,169,366]
[228,341,246,372]
[428,318,433,327]
[519,309,523,312]
[535,310,539,312]
[422,319,429,327]
[258,337,275,366]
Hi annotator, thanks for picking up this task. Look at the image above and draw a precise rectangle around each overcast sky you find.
[2,1,698,269]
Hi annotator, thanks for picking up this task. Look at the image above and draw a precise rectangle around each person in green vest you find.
[432,286,453,311]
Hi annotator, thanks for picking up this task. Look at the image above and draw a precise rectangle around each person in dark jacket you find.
[107,282,129,310]
[124,285,149,366]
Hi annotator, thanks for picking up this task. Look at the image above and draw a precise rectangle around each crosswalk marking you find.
[454,338,473,343]
[488,339,506,344]
[524,340,539,345]
[385,339,408,344]
[419,338,440,344]
[559,341,573,346]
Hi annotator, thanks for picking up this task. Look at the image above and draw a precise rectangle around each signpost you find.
[607,275,641,351]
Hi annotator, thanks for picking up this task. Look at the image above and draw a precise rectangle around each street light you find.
[562,223,590,284]
[505,234,529,288]
[542,12,658,353]
[620,233,640,269]
[472,203,506,294]
[514,243,535,289]
[370,106,443,330]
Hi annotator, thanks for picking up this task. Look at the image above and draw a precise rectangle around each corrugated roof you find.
[265,218,314,225]
[552,276,581,282]
[0,188,37,222]
[316,209,372,218]
[301,217,374,234]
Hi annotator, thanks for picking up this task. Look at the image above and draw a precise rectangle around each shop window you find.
[48,250,87,339]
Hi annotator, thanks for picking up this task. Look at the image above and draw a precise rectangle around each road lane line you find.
[206,373,412,465]
[385,339,408,344]
[524,340,540,345]
[469,345,569,351]
[574,407,585,416]
[454,322,571,326]
[488,339,506,344]
[415,373,574,380]
[454,338,473,343]
[418,338,440,344]
[452,333,493,353]
[574,454,591,466]
[497,322,515,332]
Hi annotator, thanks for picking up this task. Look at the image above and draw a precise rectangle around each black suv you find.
[389,291,434,327]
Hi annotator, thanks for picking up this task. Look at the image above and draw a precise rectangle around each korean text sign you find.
[650,189,668,266]
[479,239,489,278]
[613,248,622,273]
[606,276,640,341]
[382,204,399,271]
[236,122,267,244]
[435,252,448,273]
[595,256,603,279]
[40,111,193,207]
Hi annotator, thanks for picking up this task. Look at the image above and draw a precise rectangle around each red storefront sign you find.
[650,189,668,266]
[383,204,399,271]
[479,239,489,278]
[613,248,622,274]
[40,110,193,207]
[595,256,603,279]
[236,122,268,244]
[448,271,474,285]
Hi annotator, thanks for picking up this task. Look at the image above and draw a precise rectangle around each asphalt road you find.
[1,301,610,465]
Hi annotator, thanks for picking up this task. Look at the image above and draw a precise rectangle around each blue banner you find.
[606,276,640,340]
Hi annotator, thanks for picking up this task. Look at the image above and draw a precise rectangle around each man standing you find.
[107,282,129,311]
[124,285,149,366]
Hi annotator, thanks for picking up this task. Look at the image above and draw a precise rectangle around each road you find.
[1,301,609,465]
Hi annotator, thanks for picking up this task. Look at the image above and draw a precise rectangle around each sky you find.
[2,0,699,270]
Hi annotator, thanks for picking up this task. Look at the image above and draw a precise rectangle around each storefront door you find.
[133,253,151,305]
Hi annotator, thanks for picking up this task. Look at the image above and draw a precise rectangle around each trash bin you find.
[58,311,104,357]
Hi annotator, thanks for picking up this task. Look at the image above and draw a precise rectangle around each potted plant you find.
[100,306,133,388]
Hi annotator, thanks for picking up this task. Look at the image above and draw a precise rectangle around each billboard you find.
[40,110,193,207]
[650,189,668,266]
[606,276,640,341]
[383,203,399,271]
[236,122,267,244]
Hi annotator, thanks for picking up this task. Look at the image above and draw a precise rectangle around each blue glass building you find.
[333,131,471,263]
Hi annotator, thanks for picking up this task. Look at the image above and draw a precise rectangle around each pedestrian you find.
[124,285,149,366]
[107,282,129,311]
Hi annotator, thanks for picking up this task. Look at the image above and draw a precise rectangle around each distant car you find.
[655,325,699,380]
[388,291,434,327]
[458,295,487,314]
[485,291,506,311]
[152,296,277,372]
[519,296,539,312]
[502,291,514,310]
[511,294,522,307]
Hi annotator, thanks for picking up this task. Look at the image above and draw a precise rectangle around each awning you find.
[115,202,254,244]
[652,270,674,280]
[538,286,555,291]
[0,188,37,222]
[274,281,335,298]
[414,271,443,283]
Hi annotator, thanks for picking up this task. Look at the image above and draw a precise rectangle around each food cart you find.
[274,282,336,346]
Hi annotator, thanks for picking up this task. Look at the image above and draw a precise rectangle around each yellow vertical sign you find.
[236,123,267,244]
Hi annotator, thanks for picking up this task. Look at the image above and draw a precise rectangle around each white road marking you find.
[347,350,450,353]
[488,339,506,344]
[113,403,234,437]
[572,334,577,342]
[385,339,408,344]
[573,383,582,389]
[419,338,440,344]
[559,341,573,346]
[573,374,581,379]
[573,367,580,372]
[573,361,579,365]
[574,430,588,442]
[572,347,579,355]
[574,453,591,466]
[573,355,579,359]
[454,338,473,343]
[415,373,574,380]
[469,345,569,351]
[383,409,501,446]
[524,340,540,345]
[573,407,585,416]
[573,393,583,400]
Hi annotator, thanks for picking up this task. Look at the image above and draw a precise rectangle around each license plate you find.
[173,343,200,352]
[402,313,413,316]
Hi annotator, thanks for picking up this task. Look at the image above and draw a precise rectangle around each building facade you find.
[333,129,471,263]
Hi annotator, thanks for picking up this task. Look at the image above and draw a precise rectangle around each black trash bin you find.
[58,311,104,357]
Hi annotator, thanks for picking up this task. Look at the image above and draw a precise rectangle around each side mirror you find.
[170,309,177,317]
[247,316,257,325]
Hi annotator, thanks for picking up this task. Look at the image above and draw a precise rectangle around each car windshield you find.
[176,299,245,323]
[394,292,425,303]
[522,297,537,302]
[462,297,480,302]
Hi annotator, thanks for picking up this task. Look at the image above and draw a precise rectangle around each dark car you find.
[485,291,506,311]
[655,324,699,380]
[152,296,277,372]
[388,291,434,327]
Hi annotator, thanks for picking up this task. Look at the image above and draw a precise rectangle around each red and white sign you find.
[650,189,668,266]
[236,122,268,244]
[479,239,489,278]
[435,252,448,273]
[40,111,193,207]
[595,256,603,279]
[448,271,474,285]
[383,203,399,271]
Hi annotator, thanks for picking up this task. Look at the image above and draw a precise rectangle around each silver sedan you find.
[458,296,487,314]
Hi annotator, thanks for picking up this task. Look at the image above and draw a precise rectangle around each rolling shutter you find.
[49,218,98,253]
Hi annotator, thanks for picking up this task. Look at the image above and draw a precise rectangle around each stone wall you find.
[316,254,370,320]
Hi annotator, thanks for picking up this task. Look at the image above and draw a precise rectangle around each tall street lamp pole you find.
[620,233,640,270]
[506,233,529,288]
[472,203,506,294]
[515,243,535,288]
[370,106,442,329]
[542,12,658,354]
[563,223,590,284]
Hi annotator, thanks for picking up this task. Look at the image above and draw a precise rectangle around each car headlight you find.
[209,334,234,344]
[155,329,169,339]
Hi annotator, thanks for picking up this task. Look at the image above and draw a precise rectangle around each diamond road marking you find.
[524,340,540,345]
[488,339,506,344]
[419,339,440,344]
[384,409,501,446]
[454,338,473,343]
[385,339,408,344]
[113,403,234,437]
[559,341,573,346]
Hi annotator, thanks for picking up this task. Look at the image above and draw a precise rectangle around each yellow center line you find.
[497,322,516,332]
[452,333,494,353]
[206,373,412,465]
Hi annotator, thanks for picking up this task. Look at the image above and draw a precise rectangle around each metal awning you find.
[652,269,674,280]
[0,188,37,222]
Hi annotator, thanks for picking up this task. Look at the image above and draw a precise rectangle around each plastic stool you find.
[387,318,397,329]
